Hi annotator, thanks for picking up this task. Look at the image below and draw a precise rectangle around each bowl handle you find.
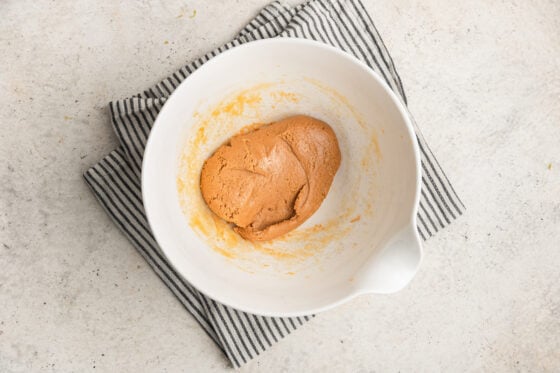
[356,223,423,294]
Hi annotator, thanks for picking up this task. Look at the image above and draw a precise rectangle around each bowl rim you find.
[142,37,422,317]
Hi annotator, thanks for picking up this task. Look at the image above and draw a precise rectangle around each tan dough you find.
[200,115,341,241]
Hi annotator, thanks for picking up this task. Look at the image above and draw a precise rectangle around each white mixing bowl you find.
[142,38,422,317]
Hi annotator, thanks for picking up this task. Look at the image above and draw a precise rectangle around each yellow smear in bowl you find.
[176,80,380,268]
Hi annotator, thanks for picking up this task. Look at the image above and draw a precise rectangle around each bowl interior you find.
[143,39,419,316]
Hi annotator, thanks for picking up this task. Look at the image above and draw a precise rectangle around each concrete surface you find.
[1,0,559,372]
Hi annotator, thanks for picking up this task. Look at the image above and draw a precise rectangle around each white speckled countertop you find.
[1,0,559,371]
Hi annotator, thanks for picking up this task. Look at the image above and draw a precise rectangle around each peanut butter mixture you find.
[200,115,341,241]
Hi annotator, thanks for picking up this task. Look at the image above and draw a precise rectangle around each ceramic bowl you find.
[142,38,422,317]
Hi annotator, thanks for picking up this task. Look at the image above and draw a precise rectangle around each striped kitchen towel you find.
[83,0,465,368]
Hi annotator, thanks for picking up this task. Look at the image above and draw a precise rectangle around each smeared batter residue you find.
[176,80,380,264]
[350,215,361,223]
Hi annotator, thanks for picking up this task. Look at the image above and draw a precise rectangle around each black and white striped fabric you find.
[84,0,464,368]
